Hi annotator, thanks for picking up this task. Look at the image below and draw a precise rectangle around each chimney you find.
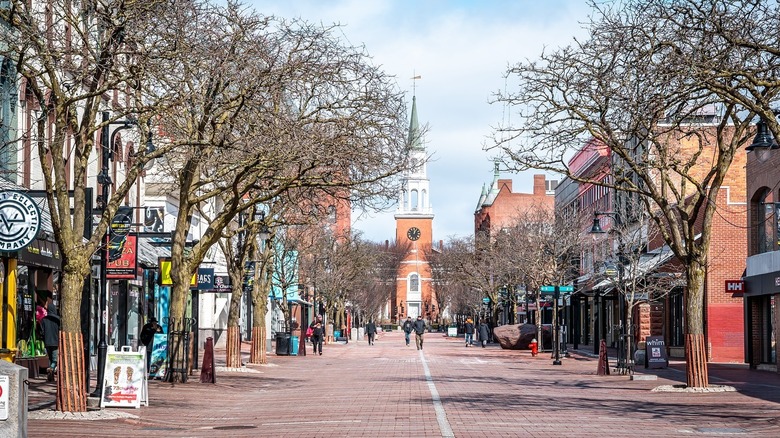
[533,175,546,195]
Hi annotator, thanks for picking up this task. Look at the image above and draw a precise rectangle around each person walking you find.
[402,317,413,347]
[310,315,325,355]
[140,317,163,372]
[478,320,490,348]
[413,315,426,350]
[365,320,377,345]
[464,318,475,347]
[40,291,60,382]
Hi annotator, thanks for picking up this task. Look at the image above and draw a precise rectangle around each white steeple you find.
[396,96,433,219]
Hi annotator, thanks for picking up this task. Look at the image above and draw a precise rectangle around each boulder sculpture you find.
[494,323,551,350]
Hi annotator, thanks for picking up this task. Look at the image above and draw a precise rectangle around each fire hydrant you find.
[530,338,539,357]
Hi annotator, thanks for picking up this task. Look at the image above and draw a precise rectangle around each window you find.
[410,189,419,211]
[756,189,775,254]
[409,273,419,292]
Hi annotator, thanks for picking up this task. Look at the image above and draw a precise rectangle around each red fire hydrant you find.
[530,338,539,357]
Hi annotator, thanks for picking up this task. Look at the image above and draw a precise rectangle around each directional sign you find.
[541,285,574,294]
[482,297,490,304]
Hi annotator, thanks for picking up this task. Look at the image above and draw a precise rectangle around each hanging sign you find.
[107,235,138,279]
[0,191,41,252]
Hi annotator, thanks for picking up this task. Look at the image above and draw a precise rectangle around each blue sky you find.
[248,0,591,242]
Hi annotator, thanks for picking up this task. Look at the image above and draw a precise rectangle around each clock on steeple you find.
[407,227,421,241]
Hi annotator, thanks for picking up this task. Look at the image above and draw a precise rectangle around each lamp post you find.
[590,211,631,373]
[91,111,144,398]
[746,110,780,162]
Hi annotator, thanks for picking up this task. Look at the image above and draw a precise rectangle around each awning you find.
[136,237,172,268]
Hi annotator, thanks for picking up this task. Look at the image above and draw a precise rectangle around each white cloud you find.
[249,0,591,242]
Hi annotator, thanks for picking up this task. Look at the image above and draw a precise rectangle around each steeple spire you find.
[407,96,423,150]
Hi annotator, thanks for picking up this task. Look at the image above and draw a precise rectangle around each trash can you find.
[290,336,299,356]
[275,333,291,356]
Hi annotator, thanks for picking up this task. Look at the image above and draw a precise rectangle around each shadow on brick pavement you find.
[25,331,780,437]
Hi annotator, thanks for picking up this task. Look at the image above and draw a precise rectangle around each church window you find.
[409,273,419,292]
[411,189,419,210]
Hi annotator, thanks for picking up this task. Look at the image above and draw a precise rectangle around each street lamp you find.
[589,210,632,373]
[92,111,150,398]
[746,110,780,163]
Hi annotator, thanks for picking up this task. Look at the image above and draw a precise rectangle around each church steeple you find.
[393,91,436,324]
[396,96,433,218]
[408,96,424,151]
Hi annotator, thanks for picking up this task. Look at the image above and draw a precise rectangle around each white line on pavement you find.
[420,350,455,438]
[261,420,362,426]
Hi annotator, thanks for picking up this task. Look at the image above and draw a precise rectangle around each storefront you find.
[0,188,60,375]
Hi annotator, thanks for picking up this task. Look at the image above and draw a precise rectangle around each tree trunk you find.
[685,261,709,388]
[56,331,86,411]
[225,267,244,368]
[250,326,265,364]
[225,326,242,368]
[250,287,268,364]
[57,267,89,412]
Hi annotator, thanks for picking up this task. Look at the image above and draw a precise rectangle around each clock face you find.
[407,227,421,241]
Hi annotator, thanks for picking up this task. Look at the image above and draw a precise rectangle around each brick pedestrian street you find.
[27,331,780,437]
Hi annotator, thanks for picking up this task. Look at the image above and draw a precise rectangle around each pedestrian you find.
[464,318,475,347]
[402,316,413,346]
[413,315,426,350]
[310,315,325,355]
[39,291,60,382]
[478,321,490,348]
[365,320,377,345]
[140,317,163,371]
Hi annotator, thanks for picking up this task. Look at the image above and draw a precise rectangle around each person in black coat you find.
[464,318,475,347]
[39,291,60,381]
[365,320,377,345]
[402,317,413,347]
[478,321,490,348]
[413,316,426,350]
[310,315,325,355]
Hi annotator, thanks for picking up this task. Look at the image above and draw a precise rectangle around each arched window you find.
[755,188,776,254]
[411,189,419,211]
[421,189,427,209]
[409,273,419,293]
[0,58,15,175]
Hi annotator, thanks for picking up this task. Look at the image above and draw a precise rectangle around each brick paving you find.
[26,331,780,437]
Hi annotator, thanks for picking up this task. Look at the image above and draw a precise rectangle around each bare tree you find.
[491,0,780,388]
[150,7,409,376]
[0,0,176,411]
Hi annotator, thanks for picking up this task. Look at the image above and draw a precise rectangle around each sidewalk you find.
[27,331,780,437]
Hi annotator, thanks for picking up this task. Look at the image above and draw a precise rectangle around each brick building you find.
[474,162,556,236]
[742,126,780,372]
[560,125,746,363]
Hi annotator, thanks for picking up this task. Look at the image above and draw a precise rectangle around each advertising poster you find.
[645,336,668,369]
[106,235,138,279]
[149,333,168,379]
[101,346,147,408]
